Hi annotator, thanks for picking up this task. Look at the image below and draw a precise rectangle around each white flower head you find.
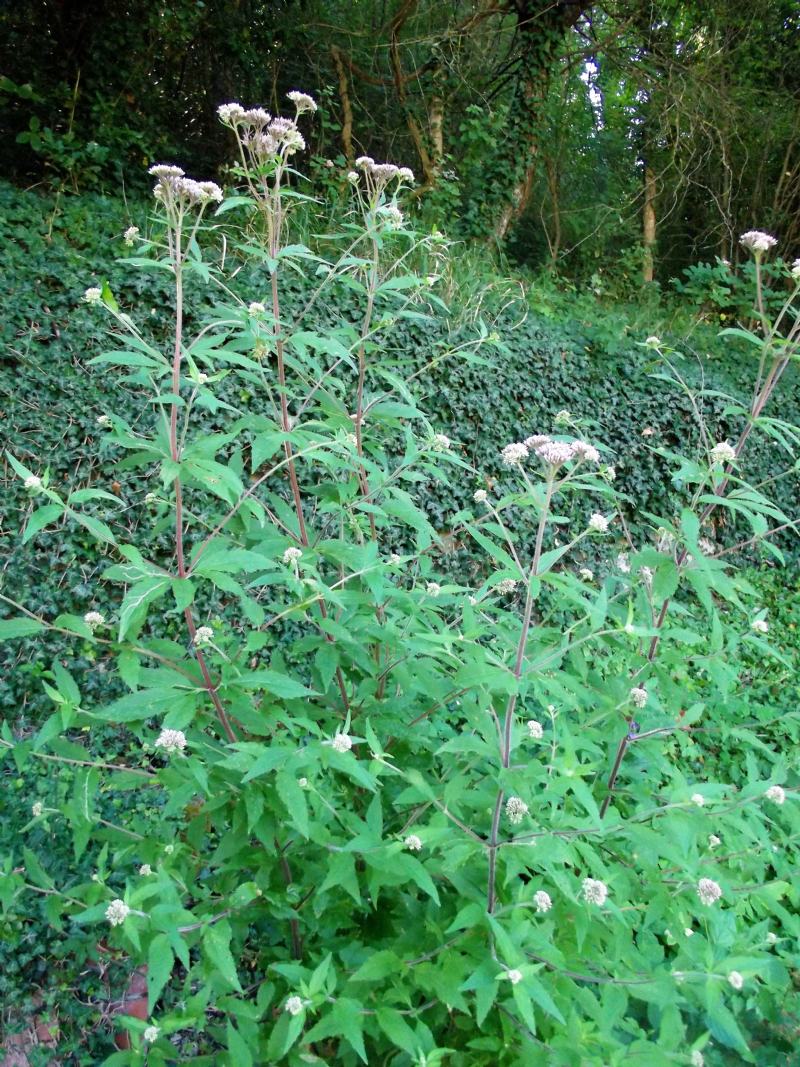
[96,414,111,427]
[32,801,43,817]
[582,878,608,906]
[710,440,736,465]
[473,489,488,503]
[505,796,529,825]
[495,578,517,595]
[533,890,552,913]
[645,335,662,348]
[139,864,152,876]
[283,546,302,565]
[154,728,187,756]
[143,1025,160,1043]
[588,513,609,533]
[739,230,777,254]
[217,102,246,125]
[603,465,616,482]
[285,995,304,1016]
[766,931,778,945]
[527,719,544,740]
[346,170,359,184]
[298,777,308,788]
[630,686,648,709]
[791,258,800,280]
[24,474,43,491]
[331,732,352,753]
[579,567,594,581]
[524,434,551,450]
[765,784,786,805]
[697,878,722,906]
[708,834,721,849]
[691,1052,704,1067]
[728,970,744,990]
[506,968,523,985]
[426,581,441,597]
[83,287,103,305]
[194,625,214,646]
[691,793,705,807]
[123,225,139,246]
[571,440,600,463]
[536,440,575,466]
[106,899,130,926]
[616,552,631,574]
[431,433,451,452]
[554,409,572,425]
[501,442,529,466]
[83,611,105,631]
[248,301,266,316]
[404,834,423,852]
[287,90,317,114]
[684,927,694,937]
[640,566,654,587]
[751,618,769,634]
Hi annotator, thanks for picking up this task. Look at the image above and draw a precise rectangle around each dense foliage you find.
[2,85,800,1067]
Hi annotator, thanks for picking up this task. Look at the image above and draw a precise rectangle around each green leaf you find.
[22,847,54,889]
[23,504,64,543]
[275,771,309,837]
[229,670,316,700]
[0,617,45,641]
[147,934,174,1012]
[226,1020,254,1067]
[118,576,170,640]
[202,919,243,992]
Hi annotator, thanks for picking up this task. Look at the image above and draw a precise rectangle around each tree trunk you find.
[642,164,656,283]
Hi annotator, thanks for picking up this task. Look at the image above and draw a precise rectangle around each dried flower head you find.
[588,513,609,533]
[527,719,544,740]
[331,732,353,754]
[83,611,105,631]
[404,834,423,852]
[728,970,744,990]
[501,442,529,466]
[710,440,736,465]
[283,546,302,565]
[285,995,304,1016]
[106,899,130,926]
[739,230,777,254]
[582,878,608,906]
[194,625,214,646]
[533,889,552,913]
[287,90,317,114]
[697,878,722,906]
[765,784,786,805]
[154,728,187,756]
[630,686,648,709]
[473,489,488,503]
[505,796,529,825]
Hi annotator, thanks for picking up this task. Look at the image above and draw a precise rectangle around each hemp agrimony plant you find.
[3,91,800,1065]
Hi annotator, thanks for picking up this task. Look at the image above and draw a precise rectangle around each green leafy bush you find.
[2,101,800,1066]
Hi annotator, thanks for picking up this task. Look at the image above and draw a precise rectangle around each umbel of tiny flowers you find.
[582,878,609,906]
[24,474,43,491]
[527,719,544,740]
[630,686,648,709]
[473,488,488,503]
[193,625,214,646]
[708,834,721,849]
[728,970,744,991]
[495,578,517,595]
[616,552,631,574]
[105,899,130,926]
[248,301,266,316]
[139,864,152,876]
[579,566,594,581]
[284,995,304,1016]
[283,546,302,566]
[691,793,705,807]
[588,513,609,533]
[143,1025,160,1044]
[426,581,441,597]
[739,229,778,255]
[154,728,187,756]
[710,440,736,465]
[697,878,723,906]
[791,258,800,280]
[691,1051,704,1067]
[765,784,786,805]
[533,889,552,913]
[430,433,451,452]
[83,286,102,305]
[83,611,105,632]
[96,413,111,428]
[751,617,769,634]
[645,335,662,348]
[404,834,423,852]
[505,796,529,825]
[149,164,223,210]
[32,801,43,818]
[501,441,529,466]
[331,732,353,753]
[123,225,139,246]
[503,968,523,985]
